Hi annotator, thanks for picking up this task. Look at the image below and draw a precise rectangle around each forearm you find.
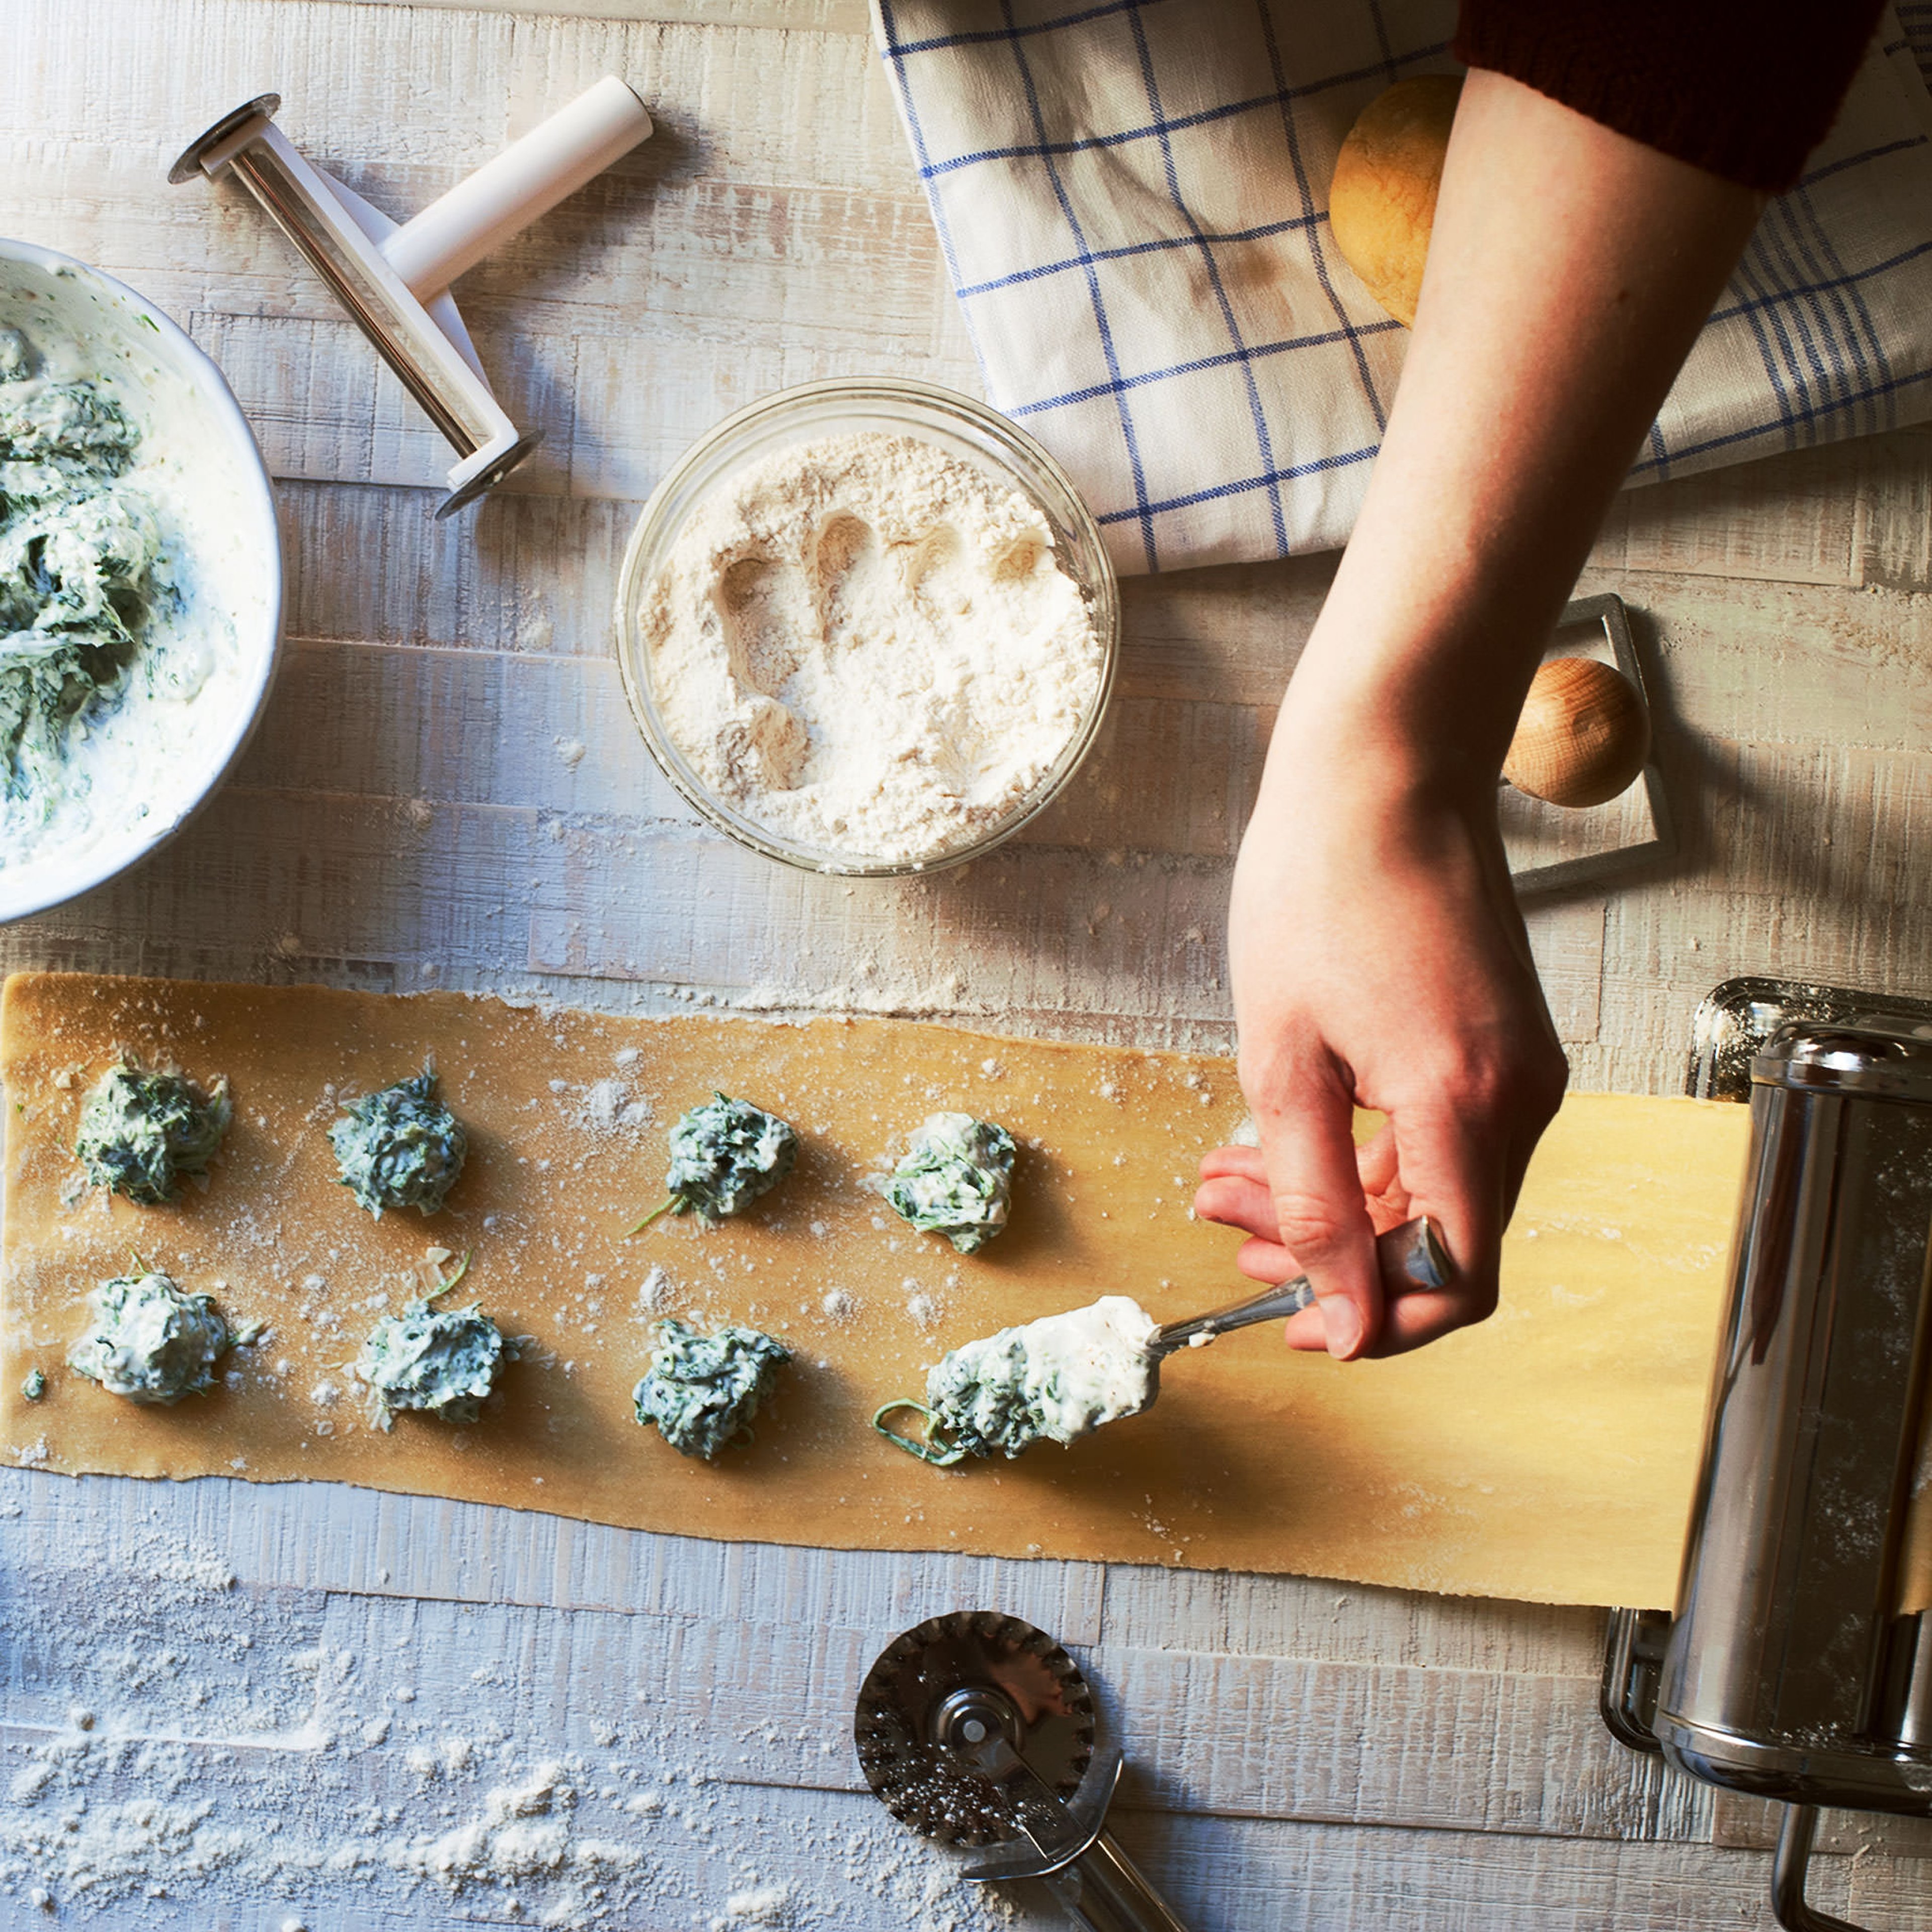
[1273,69,1762,803]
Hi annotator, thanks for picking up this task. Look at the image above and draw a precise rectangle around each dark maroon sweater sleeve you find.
[1454,0,1889,193]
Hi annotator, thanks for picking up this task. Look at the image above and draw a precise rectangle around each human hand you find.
[1178,63,1770,1361]
[1195,725,1567,1359]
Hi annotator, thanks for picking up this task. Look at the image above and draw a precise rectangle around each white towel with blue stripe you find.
[874,1,1932,575]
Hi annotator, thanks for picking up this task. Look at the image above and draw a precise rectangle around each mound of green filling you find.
[883,1111,1015,1253]
[879,1297,1161,1463]
[637,1093,796,1228]
[330,1064,468,1218]
[358,1297,507,1427]
[923,1298,1151,1453]
[67,1268,230,1405]
[921,1328,1039,1459]
[75,1058,231,1204]
[632,1319,790,1460]
[0,330,168,803]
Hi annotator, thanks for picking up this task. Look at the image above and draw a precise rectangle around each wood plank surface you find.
[4,0,1932,1924]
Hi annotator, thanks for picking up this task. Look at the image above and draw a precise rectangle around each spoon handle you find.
[1150,1216,1452,1356]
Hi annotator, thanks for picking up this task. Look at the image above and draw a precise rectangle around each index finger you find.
[1252,1067,1382,1360]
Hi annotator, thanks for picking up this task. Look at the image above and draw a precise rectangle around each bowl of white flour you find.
[0,239,281,921]
[615,379,1117,874]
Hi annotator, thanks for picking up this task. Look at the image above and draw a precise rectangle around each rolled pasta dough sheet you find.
[0,972,1752,1606]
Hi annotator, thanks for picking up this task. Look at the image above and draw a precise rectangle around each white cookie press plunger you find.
[170,78,653,517]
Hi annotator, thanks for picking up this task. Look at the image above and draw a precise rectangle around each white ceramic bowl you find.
[613,378,1118,876]
[0,239,282,923]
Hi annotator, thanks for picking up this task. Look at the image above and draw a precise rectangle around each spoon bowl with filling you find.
[0,239,282,923]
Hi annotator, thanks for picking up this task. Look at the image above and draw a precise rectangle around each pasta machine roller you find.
[1603,979,1932,1930]
[856,1611,1192,1932]
[170,77,652,517]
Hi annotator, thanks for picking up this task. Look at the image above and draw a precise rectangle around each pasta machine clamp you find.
[856,1610,1193,1931]
[1602,978,1932,1931]
[170,77,653,518]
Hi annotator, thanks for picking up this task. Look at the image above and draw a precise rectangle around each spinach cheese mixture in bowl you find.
[0,239,281,921]
[614,379,1119,876]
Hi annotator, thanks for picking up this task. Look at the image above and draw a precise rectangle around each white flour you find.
[0,1495,1031,1932]
[640,433,1103,865]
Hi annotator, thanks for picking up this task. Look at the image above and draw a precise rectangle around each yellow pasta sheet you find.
[0,973,1752,1605]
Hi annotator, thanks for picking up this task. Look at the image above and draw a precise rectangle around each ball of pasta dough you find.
[1328,74,1464,328]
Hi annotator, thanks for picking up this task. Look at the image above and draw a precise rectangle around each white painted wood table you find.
[4,2,1932,1926]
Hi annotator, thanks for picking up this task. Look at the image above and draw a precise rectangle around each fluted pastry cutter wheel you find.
[855,1611,1193,1932]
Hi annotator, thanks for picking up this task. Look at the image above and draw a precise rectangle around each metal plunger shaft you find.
[171,79,652,516]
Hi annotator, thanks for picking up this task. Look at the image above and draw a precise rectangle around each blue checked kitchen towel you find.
[875,1,1932,575]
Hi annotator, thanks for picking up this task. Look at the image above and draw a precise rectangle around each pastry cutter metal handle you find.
[1150,1215,1451,1356]
[950,1719,1192,1932]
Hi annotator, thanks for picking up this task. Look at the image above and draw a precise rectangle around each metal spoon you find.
[874,1216,1455,1464]
[1149,1215,1453,1356]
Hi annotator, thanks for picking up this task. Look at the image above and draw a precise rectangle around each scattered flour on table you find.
[641,432,1103,864]
[723,1878,793,1923]
[0,1487,1024,1931]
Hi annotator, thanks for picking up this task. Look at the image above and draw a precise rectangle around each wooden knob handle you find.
[1502,657,1649,809]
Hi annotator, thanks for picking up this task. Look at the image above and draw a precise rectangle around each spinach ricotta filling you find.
[632,1318,790,1460]
[75,1057,231,1204]
[357,1266,507,1428]
[882,1111,1015,1253]
[330,1063,468,1218]
[635,1093,797,1230]
[0,331,169,808]
[878,1296,1160,1462]
[67,1267,230,1405]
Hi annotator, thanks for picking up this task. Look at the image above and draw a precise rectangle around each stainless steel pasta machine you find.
[1603,978,1932,1930]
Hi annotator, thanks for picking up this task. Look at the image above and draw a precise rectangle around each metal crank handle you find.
[1773,1805,1883,1932]
[1151,1214,1453,1355]
[1042,1829,1194,1932]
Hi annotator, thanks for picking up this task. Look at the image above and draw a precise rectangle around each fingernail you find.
[1322,1300,1364,1359]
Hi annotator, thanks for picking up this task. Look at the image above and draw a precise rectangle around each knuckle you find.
[1429,1038,1567,1124]
[1237,1036,1339,1102]
[1453,1064,1510,1118]
[1268,1191,1350,1259]
[1236,1059,1304,1120]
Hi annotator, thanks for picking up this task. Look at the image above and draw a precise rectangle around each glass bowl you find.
[612,377,1119,876]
